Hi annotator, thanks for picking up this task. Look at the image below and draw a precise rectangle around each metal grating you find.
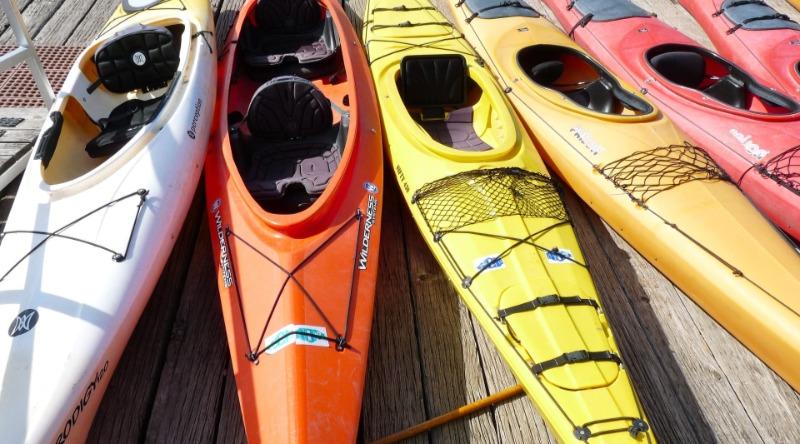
[0,46,84,107]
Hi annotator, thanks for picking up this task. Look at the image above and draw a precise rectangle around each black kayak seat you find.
[572,0,652,22]
[650,50,749,109]
[239,76,347,203]
[401,54,491,151]
[240,0,340,78]
[529,60,614,113]
[720,0,800,31]
[87,25,179,158]
[463,0,540,19]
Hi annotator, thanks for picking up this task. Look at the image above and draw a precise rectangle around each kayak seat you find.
[240,0,340,79]
[86,97,165,157]
[529,60,614,113]
[86,25,179,157]
[400,54,491,151]
[238,76,347,205]
[650,51,705,89]
[572,0,652,22]
[650,49,748,108]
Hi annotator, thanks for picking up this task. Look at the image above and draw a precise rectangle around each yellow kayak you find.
[445,0,800,391]
[363,0,654,441]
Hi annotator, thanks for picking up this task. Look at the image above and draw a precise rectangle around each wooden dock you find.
[0,0,799,442]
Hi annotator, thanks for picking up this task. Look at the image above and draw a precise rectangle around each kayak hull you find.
[538,0,800,391]
[364,0,654,441]
[0,0,215,442]
[205,0,383,441]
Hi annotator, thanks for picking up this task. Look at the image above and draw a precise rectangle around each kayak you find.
[204,0,382,441]
[480,0,800,391]
[541,0,800,241]
[678,0,800,99]
[0,0,215,441]
[364,0,654,441]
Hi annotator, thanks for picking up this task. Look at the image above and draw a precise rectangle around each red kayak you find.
[542,0,800,240]
[679,0,800,100]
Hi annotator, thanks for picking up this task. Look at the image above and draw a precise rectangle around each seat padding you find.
[401,55,467,110]
[255,0,321,34]
[419,107,491,151]
[650,51,705,88]
[529,60,565,85]
[240,76,345,202]
[86,96,164,157]
[241,0,340,78]
[246,76,333,141]
[566,80,615,113]
[94,25,179,93]
[703,75,747,109]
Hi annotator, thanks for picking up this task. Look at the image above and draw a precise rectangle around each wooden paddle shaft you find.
[370,384,525,444]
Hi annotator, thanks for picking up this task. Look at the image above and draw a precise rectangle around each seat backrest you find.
[703,75,747,109]
[650,51,705,88]
[529,60,565,86]
[94,25,179,94]
[255,0,322,34]
[246,76,333,141]
[401,55,468,118]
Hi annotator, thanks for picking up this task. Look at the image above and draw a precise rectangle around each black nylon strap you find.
[372,5,436,12]
[712,0,767,17]
[568,13,594,38]
[371,20,452,30]
[496,294,598,321]
[464,1,538,23]
[728,13,791,33]
[532,350,621,374]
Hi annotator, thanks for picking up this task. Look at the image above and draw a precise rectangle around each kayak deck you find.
[0,0,799,442]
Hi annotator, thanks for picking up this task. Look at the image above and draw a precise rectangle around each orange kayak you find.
[203,0,383,441]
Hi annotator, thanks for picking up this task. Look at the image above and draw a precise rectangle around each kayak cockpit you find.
[646,43,800,115]
[227,0,350,214]
[38,22,191,185]
[518,45,653,116]
[396,54,513,153]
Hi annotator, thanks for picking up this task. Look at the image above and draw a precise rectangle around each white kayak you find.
[0,0,215,441]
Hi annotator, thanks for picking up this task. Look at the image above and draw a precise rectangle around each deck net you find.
[412,167,567,234]
[600,142,728,204]
[760,145,800,195]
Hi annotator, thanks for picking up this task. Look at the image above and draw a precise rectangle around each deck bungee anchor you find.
[223,209,364,363]
[0,188,149,282]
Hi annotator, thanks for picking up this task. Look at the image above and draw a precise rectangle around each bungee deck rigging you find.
[0,188,148,282]
[410,168,649,442]
[223,209,364,363]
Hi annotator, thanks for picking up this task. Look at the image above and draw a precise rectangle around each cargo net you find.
[599,143,728,205]
[758,145,800,196]
[412,167,567,236]
[412,167,579,289]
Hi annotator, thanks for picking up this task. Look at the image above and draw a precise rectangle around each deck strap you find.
[497,295,598,321]
[532,350,621,374]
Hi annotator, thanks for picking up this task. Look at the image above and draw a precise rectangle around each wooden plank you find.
[399,203,500,443]
[64,0,118,45]
[0,174,20,230]
[215,362,247,444]
[34,0,102,45]
[87,188,206,443]
[361,183,428,444]
[215,0,246,48]
[143,217,235,443]
[0,0,70,45]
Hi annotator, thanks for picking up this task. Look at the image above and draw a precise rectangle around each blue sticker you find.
[546,248,574,264]
[364,182,379,194]
[474,255,505,272]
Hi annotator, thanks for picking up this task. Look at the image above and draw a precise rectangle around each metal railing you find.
[0,0,54,108]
